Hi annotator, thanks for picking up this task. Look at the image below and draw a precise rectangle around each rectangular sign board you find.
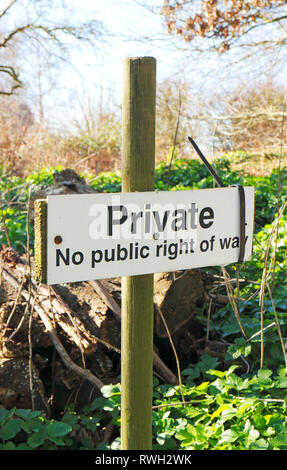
[46,187,255,285]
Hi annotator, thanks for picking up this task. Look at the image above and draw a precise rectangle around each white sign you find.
[46,187,255,285]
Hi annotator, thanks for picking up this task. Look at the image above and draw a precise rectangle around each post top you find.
[124,56,156,63]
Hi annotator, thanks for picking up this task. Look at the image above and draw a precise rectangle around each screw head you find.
[54,235,63,244]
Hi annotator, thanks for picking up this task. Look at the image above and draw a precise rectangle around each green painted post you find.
[121,57,156,450]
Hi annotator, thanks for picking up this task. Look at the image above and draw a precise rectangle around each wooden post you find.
[121,57,156,450]
[34,199,47,284]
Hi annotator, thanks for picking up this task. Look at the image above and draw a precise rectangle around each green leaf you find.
[258,369,273,380]
[249,438,269,450]
[21,416,45,434]
[47,421,71,438]
[275,376,287,389]
[27,427,47,449]
[0,418,23,440]
[270,430,287,449]
[211,404,237,423]
[15,409,41,420]
[175,424,195,443]
[84,397,108,412]
[197,353,220,374]
[242,420,261,448]
[0,408,16,425]
[218,429,239,445]
[207,369,226,379]
[227,338,251,359]
[101,384,121,398]
[61,412,79,428]
[47,436,66,446]
[3,441,16,450]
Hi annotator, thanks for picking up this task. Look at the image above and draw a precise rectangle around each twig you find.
[2,274,25,338]
[89,280,121,318]
[51,285,121,355]
[152,395,286,410]
[266,281,287,367]
[28,287,40,411]
[221,266,247,339]
[206,298,213,342]
[156,306,186,406]
[50,286,86,368]
[247,322,276,342]
[33,300,104,389]
[2,267,104,389]
[26,187,36,409]
[167,89,181,190]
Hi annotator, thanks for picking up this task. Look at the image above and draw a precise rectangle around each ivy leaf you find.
[227,338,251,359]
[15,409,41,420]
[27,427,47,449]
[0,418,23,441]
[0,408,16,425]
[250,438,269,450]
[270,429,287,449]
[218,429,239,445]
[175,424,195,447]
[46,421,71,438]
[275,376,287,389]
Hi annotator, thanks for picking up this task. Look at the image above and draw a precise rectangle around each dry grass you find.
[0,123,121,178]
[221,149,287,176]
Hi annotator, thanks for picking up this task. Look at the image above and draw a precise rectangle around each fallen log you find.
[2,266,105,391]
[89,280,178,385]
[1,249,178,386]
[153,270,206,338]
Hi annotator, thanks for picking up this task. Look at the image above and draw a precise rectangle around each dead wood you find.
[154,270,206,338]
[1,253,177,394]
[89,279,178,385]
[0,245,219,413]
[0,357,51,416]
[1,266,105,391]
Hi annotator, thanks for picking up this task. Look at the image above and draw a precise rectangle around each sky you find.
[59,0,188,109]
[17,0,181,127]
[48,0,286,123]
[42,0,228,133]
[4,0,286,148]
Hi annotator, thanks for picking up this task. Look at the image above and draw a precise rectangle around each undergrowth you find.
[1,367,287,450]
[0,153,286,450]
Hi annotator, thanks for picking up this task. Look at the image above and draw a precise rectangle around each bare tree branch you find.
[0,0,17,19]
[0,0,104,95]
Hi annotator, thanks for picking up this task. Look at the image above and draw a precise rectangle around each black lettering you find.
[91,250,103,266]
[231,236,239,248]
[200,240,209,252]
[107,205,128,236]
[168,243,178,260]
[72,251,84,265]
[104,248,115,262]
[131,211,143,234]
[219,237,231,249]
[134,242,139,259]
[56,248,70,266]
[156,244,163,257]
[179,238,189,254]
[199,207,214,228]
[117,244,128,261]
[140,246,149,258]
